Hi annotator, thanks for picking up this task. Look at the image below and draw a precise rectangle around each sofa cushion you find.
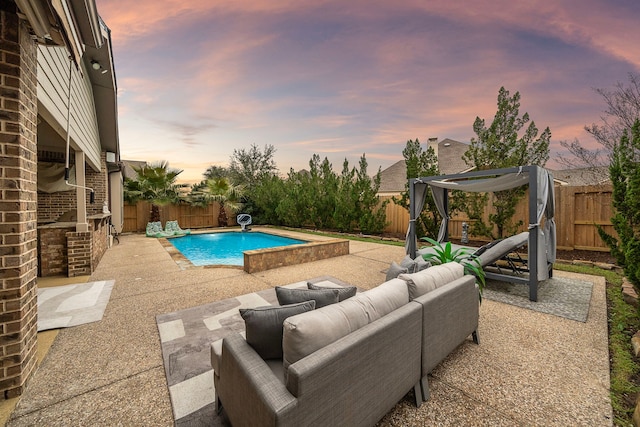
[385,261,408,281]
[282,278,409,368]
[240,301,316,359]
[307,281,357,302]
[275,287,340,308]
[399,254,431,274]
[399,262,464,300]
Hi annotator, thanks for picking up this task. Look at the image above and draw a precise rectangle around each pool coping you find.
[158,227,350,272]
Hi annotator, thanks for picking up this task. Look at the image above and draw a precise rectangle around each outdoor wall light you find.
[91,60,109,74]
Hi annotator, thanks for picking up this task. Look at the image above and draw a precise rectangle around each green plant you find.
[123,161,184,223]
[420,237,486,297]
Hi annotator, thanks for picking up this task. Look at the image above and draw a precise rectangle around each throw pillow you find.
[399,255,431,274]
[307,282,357,301]
[240,300,316,359]
[275,286,340,308]
[385,261,408,281]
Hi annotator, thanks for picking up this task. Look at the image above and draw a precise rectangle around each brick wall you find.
[67,231,92,277]
[38,152,109,221]
[90,218,108,270]
[0,4,39,398]
[37,189,75,222]
[37,226,73,276]
[86,152,108,216]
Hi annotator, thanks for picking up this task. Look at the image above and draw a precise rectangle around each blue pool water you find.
[169,232,306,266]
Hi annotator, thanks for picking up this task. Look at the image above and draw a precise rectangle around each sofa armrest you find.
[218,333,297,427]
[412,274,479,374]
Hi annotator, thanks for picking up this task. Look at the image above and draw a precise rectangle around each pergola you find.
[406,165,556,301]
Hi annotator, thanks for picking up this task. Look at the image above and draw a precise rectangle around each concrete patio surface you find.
[5,229,612,426]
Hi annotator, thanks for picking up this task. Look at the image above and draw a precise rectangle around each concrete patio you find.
[5,229,612,426]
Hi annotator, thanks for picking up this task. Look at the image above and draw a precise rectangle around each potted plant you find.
[420,237,486,300]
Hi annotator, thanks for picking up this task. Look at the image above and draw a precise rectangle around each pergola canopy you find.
[406,165,556,301]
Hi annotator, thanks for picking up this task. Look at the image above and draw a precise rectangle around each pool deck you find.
[4,229,612,426]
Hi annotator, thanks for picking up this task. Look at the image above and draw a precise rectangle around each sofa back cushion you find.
[399,262,464,300]
[282,278,409,368]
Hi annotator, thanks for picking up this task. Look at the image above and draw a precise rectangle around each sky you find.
[96,0,640,184]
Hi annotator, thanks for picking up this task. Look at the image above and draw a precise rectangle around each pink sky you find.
[96,0,640,183]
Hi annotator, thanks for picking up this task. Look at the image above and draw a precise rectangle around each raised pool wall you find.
[243,239,349,273]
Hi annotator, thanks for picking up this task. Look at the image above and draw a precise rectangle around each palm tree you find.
[123,161,184,222]
[189,177,244,227]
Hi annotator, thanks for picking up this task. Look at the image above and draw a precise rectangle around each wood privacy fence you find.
[380,184,616,252]
[123,201,237,232]
[124,184,615,251]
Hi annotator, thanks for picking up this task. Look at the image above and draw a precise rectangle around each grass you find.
[272,226,406,247]
[549,263,640,426]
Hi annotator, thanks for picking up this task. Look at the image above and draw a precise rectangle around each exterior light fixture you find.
[91,60,101,70]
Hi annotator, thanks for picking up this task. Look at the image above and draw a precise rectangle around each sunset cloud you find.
[97,0,640,183]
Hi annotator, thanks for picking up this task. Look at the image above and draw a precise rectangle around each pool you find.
[168,231,307,266]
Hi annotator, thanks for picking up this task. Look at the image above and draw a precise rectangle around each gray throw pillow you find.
[399,254,431,273]
[386,261,408,281]
[307,282,357,301]
[240,301,316,359]
[275,286,340,308]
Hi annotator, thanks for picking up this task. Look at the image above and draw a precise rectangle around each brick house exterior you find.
[0,0,120,398]
[0,1,40,398]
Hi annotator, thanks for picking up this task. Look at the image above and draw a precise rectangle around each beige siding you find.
[37,45,101,170]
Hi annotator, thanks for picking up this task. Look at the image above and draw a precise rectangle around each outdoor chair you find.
[146,221,172,238]
[164,220,190,236]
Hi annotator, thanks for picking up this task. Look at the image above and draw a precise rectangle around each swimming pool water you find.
[169,232,306,266]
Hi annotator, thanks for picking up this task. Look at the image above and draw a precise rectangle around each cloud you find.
[98,0,639,183]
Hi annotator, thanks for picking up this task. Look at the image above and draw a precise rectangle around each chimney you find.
[427,137,438,159]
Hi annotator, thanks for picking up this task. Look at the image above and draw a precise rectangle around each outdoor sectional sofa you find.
[212,262,479,427]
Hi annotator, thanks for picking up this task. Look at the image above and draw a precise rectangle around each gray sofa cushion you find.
[398,262,464,300]
[307,281,357,301]
[275,286,340,308]
[385,261,408,281]
[400,254,431,274]
[240,301,316,359]
[282,278,409,368]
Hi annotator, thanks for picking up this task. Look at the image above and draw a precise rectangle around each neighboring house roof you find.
[550,166,611,186]
[437,138,471,175]
[378,138,472,194]
[121,160,147,180]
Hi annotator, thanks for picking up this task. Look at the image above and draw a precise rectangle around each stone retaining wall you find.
[243,239,349,273]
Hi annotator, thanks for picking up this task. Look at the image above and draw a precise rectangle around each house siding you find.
[0,4,39,398]
[36,45,101,171]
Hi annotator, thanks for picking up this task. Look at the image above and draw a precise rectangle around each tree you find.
[333,159,357,232]
[189,177,245,227]
[123,161,184,223]
[229,144,278,187]
[598,119,640,287]
[557,72,640,174]
[305,154,338,230]
[393,139,441,239]
[462,87,550,239]
[353,154,388,234]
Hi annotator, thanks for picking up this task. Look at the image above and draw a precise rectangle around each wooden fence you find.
[381,184,616,252]
[124,184,615,252]
[123,201,236,232]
